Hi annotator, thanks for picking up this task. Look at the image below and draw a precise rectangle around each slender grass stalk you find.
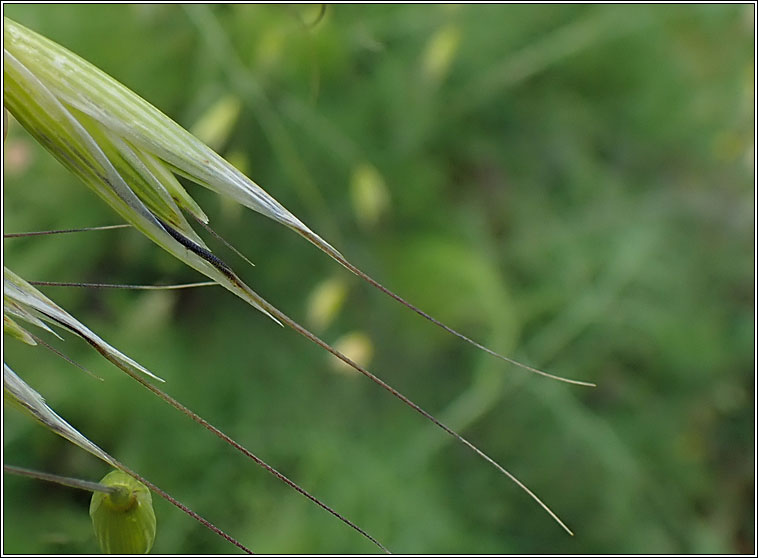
[29,332,104,381]
[3,223,132,238]
[4,464,118,494]
[27,280,217,290]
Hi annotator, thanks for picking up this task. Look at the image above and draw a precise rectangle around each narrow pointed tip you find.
[538,498,574,536]
[260,306,283,327]
[139,368,166,383]
[498,350,601,388]
[554,377,597,388]
[308,249,597,387]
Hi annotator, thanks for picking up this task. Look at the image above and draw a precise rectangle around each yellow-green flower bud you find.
[90,470,156,554]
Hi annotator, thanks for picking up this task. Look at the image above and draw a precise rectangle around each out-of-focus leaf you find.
[306,276,348,331]
[329,331,374,375]
[350,163,390,228]
[421,24,461,83]
[190,94,242,152]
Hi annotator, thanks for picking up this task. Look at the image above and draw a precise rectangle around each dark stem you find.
[192,214,256,269]
[4,464,117,494]
[27,280,216,290]
[4,224,131,238]
[30,332,104,381]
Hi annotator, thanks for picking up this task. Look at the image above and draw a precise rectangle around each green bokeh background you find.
[3,4,754,554]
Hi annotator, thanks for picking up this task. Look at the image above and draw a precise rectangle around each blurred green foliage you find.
[3,4,754,554]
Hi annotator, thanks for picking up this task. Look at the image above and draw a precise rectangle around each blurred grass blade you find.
[190,93,242,152]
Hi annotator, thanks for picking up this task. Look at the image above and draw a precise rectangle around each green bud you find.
[90,470,156,554]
